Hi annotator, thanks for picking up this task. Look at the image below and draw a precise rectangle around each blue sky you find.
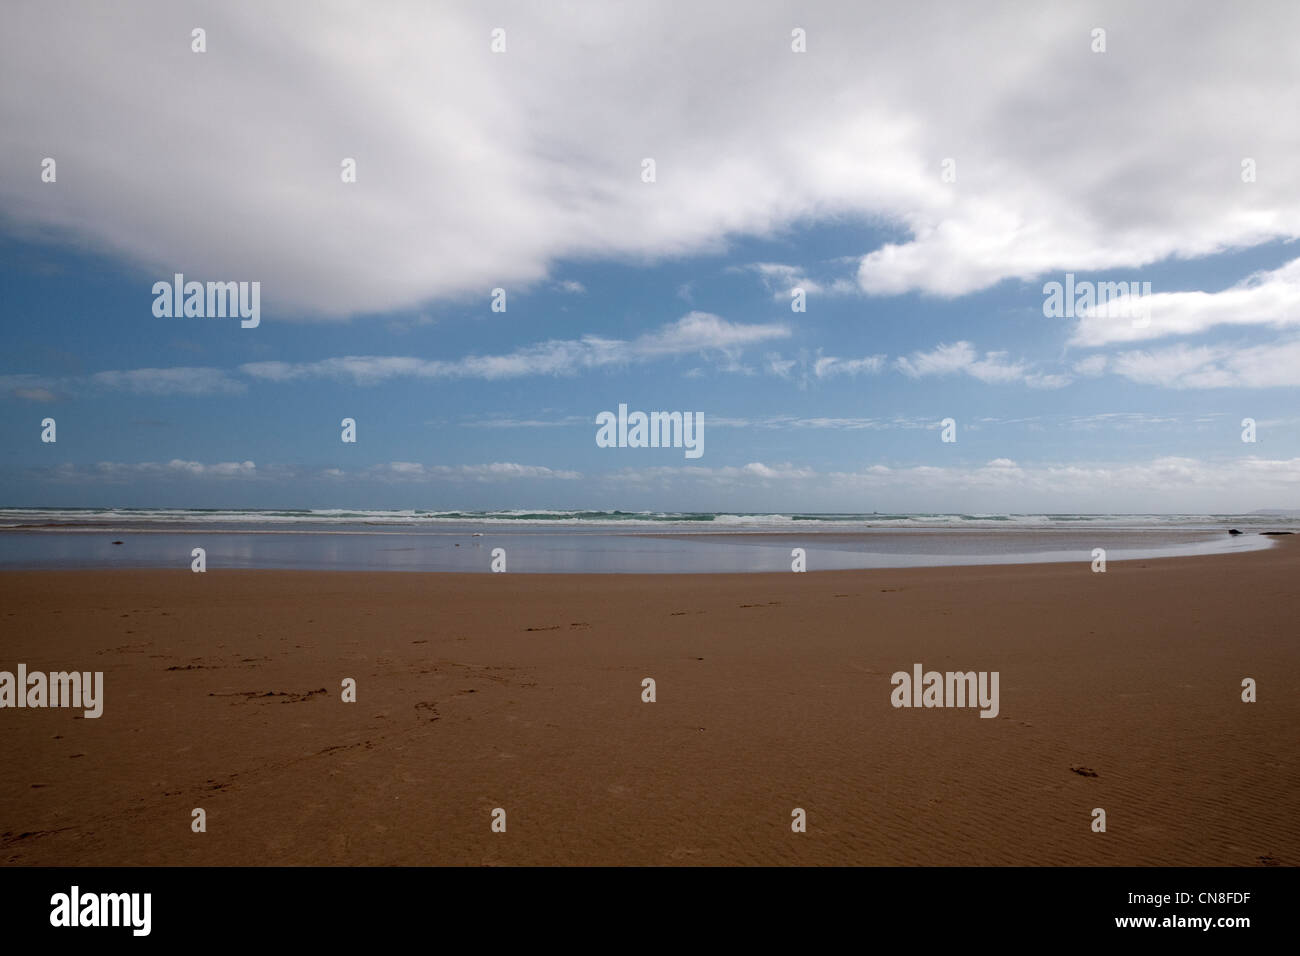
[2,1,1299,513]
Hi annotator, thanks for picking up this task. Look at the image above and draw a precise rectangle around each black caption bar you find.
[0,866,1294,943]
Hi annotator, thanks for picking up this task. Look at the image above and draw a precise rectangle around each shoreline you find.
[0,527,1278,575]
[2,538,1297,865]
[0,538,1281,576]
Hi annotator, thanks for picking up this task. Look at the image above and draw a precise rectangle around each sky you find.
[2,0,1299,514]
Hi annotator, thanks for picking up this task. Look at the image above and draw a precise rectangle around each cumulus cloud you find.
[1071,257,1300,347]
[4,1,1297,318]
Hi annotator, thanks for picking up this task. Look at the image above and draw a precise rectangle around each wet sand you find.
[1,540,1297,865]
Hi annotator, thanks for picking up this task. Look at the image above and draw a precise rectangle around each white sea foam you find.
[0,508,1295,534]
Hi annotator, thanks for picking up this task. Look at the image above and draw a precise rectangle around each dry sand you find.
[2,539,1298,866]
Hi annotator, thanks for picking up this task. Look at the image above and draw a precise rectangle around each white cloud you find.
[1109,337,1300,388]
[741,262,858,299]
[90,367,248,395]
[820,457,1300,509]
[763,349,887,385]
[44,460,579,483]
[0,374,60,402]
[1063,412,1184,430]
[1023,372,1073,389]
[457,413,943,431]
[813,354,887,378]
[239,312,787,383]
[598,456,1300,511]
[1073,354,1109,376]
[365,462,582,482]
[764,354,798,379]
[1071,257,1300,347]
[604,461,815,486]
[33,454,1300,513]
[11,387,57,402]
[741,462,817,480]
[454,415,589,429]
[48,460,260,481]
[894,341,1067,387]
[4,2,1297,317]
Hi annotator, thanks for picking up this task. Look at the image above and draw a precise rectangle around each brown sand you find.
[2,540,1298,866]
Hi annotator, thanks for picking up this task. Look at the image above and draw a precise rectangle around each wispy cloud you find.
[362,462,582,482]
[47,460,260,482]
[40,460,581,484]
[740,262,858,300]
[603,462,816,486]
[596,456,1300,511]
[1107,337,1300,388]
[812,354,887,378]
[895,341,1067,388]
[763,350,887,385]
[240,313,790,384]
[0,374,61,402]
[449,415,590,429]
[90,367,247,396]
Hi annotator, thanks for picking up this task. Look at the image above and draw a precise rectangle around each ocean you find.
[0,508,1286,572]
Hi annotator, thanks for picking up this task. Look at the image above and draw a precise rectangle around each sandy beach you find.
[2,540,1297,866]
